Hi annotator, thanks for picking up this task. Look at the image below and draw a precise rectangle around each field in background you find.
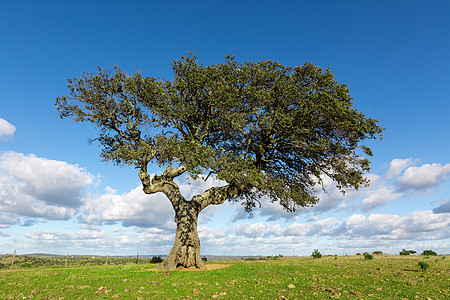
[1,255,448,299]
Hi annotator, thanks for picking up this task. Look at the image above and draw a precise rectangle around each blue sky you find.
[1,0,449,256]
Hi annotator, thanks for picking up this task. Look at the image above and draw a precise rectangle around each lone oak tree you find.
[56,54,382,270]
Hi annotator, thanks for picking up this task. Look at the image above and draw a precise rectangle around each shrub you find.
[364,252,374,260]
[150,256,163,264]
[311,249,322,259]
[418,261,429,271]
[372,251,383,255]
[422,250,437,256]
[399,249,410,255]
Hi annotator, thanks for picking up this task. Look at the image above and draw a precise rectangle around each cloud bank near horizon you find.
[1,150,449,255]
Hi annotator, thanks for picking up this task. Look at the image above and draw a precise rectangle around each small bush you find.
[372,251,383,255]
[150,256,163,264]
[418,261,429,271]
[399,249,410,255]
[311,249,322,259]
[364,253,374,260]
[422,250,437,256]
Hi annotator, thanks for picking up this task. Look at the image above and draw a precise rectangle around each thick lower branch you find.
[139,164,188,208]
[193,184,240,211]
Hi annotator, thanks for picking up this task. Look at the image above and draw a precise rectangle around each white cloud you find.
[234,222,284,237]
[360,187,402,212]
[82,185,175,229]
[0,118,16,141]
[397,163,450,190]
[5,207,448,256]
[0,151,94,222]
[0,213,18,228]
[25,230,107,241]
[338,211,450,240]
[306,217,341,236]
[385,158,416,179]
[284,223,310,236]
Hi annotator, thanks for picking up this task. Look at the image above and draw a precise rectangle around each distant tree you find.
[422,250,437,256]
[312,249,322,259]
[400,249,411,255]
[56,53,383,270]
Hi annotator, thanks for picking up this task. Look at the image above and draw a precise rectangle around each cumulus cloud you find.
[0,151,94,222]
[230,210,450,242]
[8,207,449,256]
[230,196,304,222]
[385,158,416,179]
[337,211,450,240]
[397,163,450,190]
[360,187,402,212]
[0,118,16,141]
[234,222,285,238]
[284,223,310,236]
[0,213,19,228]
[82,185,175,229]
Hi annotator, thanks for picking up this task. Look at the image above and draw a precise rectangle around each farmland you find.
[1,255,448,299]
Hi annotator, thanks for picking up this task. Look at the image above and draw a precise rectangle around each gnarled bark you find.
[157,200,206,270]
[139,164,240,270]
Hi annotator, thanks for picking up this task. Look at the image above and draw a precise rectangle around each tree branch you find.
[139,163,188,209]
[192,183,240,211]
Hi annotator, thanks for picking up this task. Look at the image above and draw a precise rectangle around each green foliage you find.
[422,250,437,256]
[150,256,163,264]
[266,255,284,260]
[56,53,383,213]
[399,249,411,256]
[364,252,374,260]
[312,249,322,259]
[418,261,430,271]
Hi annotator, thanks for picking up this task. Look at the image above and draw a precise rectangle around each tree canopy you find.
[57,54,382,212]
[56,54,383,269]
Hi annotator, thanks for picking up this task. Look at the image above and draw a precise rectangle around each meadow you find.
[1,255,448,299]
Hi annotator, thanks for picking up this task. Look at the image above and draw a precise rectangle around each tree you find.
[56,53,383,270]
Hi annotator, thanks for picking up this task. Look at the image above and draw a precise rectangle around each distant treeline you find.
[0,255,163,269]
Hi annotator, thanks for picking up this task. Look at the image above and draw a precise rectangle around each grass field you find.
[1,255,448,299]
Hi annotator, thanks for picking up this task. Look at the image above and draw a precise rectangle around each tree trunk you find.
[157,201,206,270]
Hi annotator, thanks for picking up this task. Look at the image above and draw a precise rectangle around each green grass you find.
[1,256,449,299]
